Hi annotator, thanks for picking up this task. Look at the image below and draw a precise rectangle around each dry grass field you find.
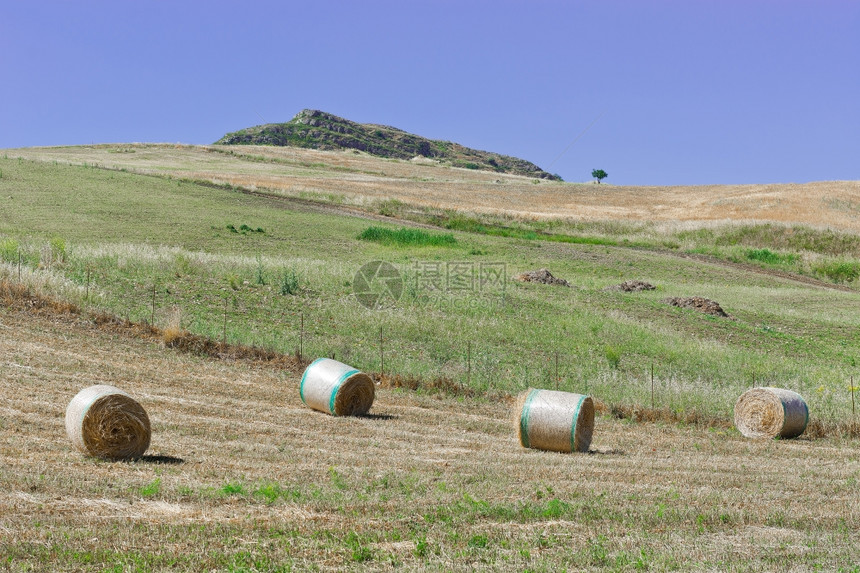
[2,303,860,571]
[9,144,860,231]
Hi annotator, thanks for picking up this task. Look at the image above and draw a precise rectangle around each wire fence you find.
[2,251,859,432]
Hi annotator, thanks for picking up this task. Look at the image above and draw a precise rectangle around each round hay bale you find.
[300,358,375,416]
[65,385,151,460]
[734,387,809,439]
[517,388,594,453]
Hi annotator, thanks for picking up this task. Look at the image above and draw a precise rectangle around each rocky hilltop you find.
[215,109,561,180]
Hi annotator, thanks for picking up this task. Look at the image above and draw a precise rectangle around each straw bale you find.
[65,384,151,460]
[734,387,809,439]
[300,358,375,416]
[516,388,594,453]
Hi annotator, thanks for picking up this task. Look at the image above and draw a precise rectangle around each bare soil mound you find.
[514,269,570,287]
[662,296,729,317]
[604,280,656,292]
[514,268,570,287]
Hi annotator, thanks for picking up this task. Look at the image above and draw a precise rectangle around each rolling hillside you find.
[1,144,860,570]
[8,143,860,231]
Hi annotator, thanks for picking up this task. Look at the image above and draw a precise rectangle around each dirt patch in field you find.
[514,268,570,287]
[662,296,730,318]
[604,280,656,292]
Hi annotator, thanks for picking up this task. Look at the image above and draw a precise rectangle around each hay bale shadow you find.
[358,413,398,421]
[132,454,185,465]
[587,447,625,456]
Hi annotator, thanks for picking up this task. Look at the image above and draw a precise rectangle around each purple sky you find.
[2,1,858,185]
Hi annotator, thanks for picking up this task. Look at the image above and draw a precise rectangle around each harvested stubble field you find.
[2,305,860,571]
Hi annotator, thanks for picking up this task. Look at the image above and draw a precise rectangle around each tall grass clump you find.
[709,224,860,257]
[255,256,267,285]
[377,198,406,217]
[745,248,799,266]
[161,307,185,346]
[604,346,621,369]
[0,238,20,263]
[280,268,300,295]
[812,260,860,284]
[357,226,457,247]
[50,237,67,263]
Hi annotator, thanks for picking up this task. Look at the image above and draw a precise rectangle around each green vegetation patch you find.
[227,224,265,235]
[0,237,20,262]
[357,226,457,247]
[813,260,860,284]
[745,248,799,266]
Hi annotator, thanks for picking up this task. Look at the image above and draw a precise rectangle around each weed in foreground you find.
[279,268,300,295]
[220,482,246,496]
[604,345,621,369]
[49,236,67,264]
[139,478,161,498]
[0,238,20,263]
[345,531,373,563]
[254,257,266,285]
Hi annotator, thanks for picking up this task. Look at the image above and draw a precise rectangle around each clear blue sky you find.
[2,1,858,185]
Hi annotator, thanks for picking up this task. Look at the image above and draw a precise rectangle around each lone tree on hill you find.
[591,169,608,184]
